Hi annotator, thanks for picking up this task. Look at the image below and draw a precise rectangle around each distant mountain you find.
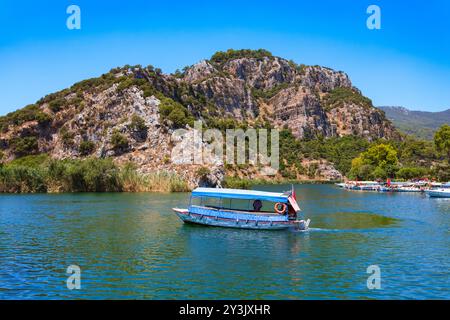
[378,106,450,140]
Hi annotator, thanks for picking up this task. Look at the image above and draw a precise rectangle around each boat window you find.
[259,201,276,212]
[222,198,250,211]
[190,196,202,206]
[220,199,276,212]
[199,197,222,209]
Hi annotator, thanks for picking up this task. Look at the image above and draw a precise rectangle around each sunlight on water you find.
[312,212,399,230]
[0,185,449,299]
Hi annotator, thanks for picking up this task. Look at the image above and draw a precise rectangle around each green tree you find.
[396,167,428,180]
[158,96,194,129]
[371,166,387,179]
[349,157,373,180]
[210,49,273,65]
[323,87,373,111]
[111,130,129,150]
[362,144,398,167]
[79,140,95,155]
[48,98,65,113]
[167,108,187,128]
[434,124,450,160]
[196,166,210,178]
[10,136,39,157]
[349,143,399,180]
[130,114,147,132]
[398,137,436,165]
[431,162,450,181]
[60,127,75,147]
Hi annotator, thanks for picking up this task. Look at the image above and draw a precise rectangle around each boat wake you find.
[291,227,341,233]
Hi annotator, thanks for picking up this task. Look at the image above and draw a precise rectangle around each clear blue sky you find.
[0,0,449,115]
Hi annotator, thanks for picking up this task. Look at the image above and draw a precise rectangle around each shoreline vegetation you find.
[0,155,190,193]
[0,154,338,194]
[0,153,448,194]
[223,176,338,190]
[1,123,449,194]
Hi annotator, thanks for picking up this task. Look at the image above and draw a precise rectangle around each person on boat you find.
[252,200,262,212]
[288,205,296,218]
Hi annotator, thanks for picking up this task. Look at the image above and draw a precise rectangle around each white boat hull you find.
[426,190,450,198]
[173,208,310,231]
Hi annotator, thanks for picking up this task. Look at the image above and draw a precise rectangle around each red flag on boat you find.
[291,184,296,201]
[387,178,391,187]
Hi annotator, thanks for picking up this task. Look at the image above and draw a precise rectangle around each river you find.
[0,184,449,299]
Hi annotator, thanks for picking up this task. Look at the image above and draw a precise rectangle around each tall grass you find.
[0,155,190,193]
[0,166,47,193]
[120,163,190,192]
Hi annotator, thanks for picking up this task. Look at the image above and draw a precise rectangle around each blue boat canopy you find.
[191,187,290,203]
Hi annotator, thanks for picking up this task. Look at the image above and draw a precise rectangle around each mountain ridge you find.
[378,106,450,140]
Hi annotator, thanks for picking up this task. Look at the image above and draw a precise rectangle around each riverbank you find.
[0,155,190,193]
[3,155,450,194]
[223,176,338,189]
[0,155,342,194]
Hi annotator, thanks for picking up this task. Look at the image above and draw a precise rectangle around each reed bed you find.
[0,155,190,193]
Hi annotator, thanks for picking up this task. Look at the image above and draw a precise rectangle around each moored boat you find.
[172,187,310,230]
[426,183,450,198]
[425,189,450,198]
[377,186,391,192]
[342,181,386,191]
[397,187,423,192]
[340,179,449,195]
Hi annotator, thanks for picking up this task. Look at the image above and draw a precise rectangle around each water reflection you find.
[0,185,449,299]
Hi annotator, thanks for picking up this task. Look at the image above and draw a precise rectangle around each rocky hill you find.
[0,49,399,186]
[379,106,450,140]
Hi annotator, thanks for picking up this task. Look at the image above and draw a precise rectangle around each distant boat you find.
[340,180,449,195]
[172,187,310,231]
[342,181,385,191]
[396,185,424,192]
[426,183,450,198]
[426,189,450,198]
[359,183,381,191]
[377,186,391,192]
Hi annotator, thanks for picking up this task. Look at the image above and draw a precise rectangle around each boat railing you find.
[188,205,287,222]
[188,204,283,216]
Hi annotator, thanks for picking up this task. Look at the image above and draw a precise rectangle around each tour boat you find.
[426,183,450,198]
[343,181,384,191]
[389,182,423,192]
[172,187,310,230]
[426,188,450,198]
[396,186,424,192]
[377,186,392,192]
[359,182,382,191]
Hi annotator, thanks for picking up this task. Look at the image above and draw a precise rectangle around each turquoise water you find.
[0,185,449,299]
